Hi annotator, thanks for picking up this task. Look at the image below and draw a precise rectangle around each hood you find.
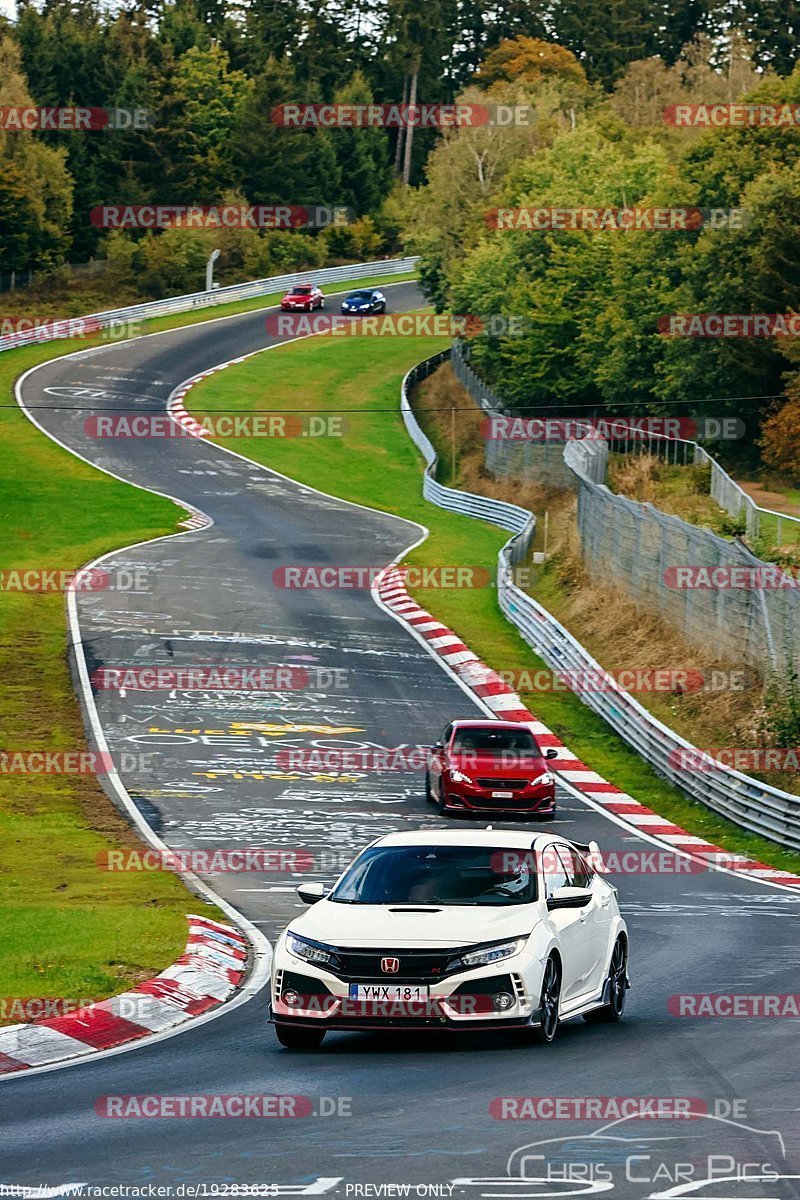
[449,752,545,777]
[288,899,539,948]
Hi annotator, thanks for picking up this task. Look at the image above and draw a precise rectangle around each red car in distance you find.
[426,719,558,818]
[280,284,324,312]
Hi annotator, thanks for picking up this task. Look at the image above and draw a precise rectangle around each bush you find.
[322,216,384,263]
[763,661,800,747]
[687,462,712,494]
[718,512,748,538]
[760,393,800,483]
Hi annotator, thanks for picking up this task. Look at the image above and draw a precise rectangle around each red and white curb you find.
[376,567,800,889]
[168,357,260,439]
[178,508,212,531]
[169,367,238,529]
[0,915,249,1074]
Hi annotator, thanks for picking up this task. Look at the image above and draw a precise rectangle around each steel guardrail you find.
[402,349,800,851]
[0,257,420,353]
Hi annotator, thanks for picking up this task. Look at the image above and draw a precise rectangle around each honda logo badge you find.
[380,957,400,974]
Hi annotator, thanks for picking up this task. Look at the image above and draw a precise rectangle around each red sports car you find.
[280,284,324,312]
[426,719,558,817]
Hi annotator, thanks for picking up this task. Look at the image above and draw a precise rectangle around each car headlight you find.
[530,771,554,787]
[450,767,475,785]
[449,937,528,971]
[286,932,339,969]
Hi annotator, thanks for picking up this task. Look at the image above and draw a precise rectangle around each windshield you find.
[291,287,312,295]
[348,291,371,300]
[329,844,538,906]
[451,728,539,755]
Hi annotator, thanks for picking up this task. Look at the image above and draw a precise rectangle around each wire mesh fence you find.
[451,340,800,674]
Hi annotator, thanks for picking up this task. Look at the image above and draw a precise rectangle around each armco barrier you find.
[0,257,420,354]
[403,350,800,851]
[402,353,535,567]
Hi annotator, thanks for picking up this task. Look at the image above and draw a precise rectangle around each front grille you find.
[333,947,463,982]
[466,793,542,808]
[476,779,529,790]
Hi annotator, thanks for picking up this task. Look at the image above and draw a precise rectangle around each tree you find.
[551,0,663,87]
[681,63,800,207]
[0,34,74,271]
[152,44,248,202]
[331,72,392,213]
[657,166,800,440]
[476,37,587,88]
[231,57,342,206]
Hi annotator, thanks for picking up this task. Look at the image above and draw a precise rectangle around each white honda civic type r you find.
[269,828,629,1048]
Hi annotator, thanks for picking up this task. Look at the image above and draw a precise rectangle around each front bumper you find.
[442,779,556,814]
[270,961,541,1031]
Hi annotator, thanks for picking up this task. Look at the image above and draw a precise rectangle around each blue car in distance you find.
[341,289,386,315]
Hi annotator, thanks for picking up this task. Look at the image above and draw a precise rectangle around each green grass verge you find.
[0,361,221,1020]
[185,334,800,877]
[0,268,417,1018]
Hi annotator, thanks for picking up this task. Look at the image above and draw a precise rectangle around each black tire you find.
[435,777,449,816]
[274,1023,326,1049]
[529,955,561,1043]
[378,302,386,313]
[583,936,627,1023]
[318,298,325,309]
[425,769,435,803]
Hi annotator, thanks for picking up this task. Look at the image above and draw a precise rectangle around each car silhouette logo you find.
[381,957,400,974]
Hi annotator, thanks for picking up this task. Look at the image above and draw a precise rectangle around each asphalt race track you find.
[3,281,800,1198]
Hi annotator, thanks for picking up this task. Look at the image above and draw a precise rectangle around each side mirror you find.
[297,882,327,905]
[545,747,558,759]
[546,885,591,911]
